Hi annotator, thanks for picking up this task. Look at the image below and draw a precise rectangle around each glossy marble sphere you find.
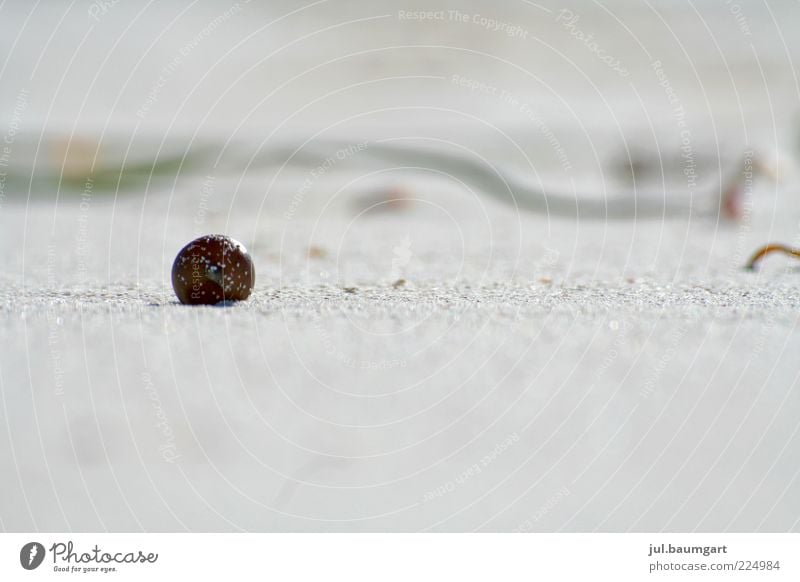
[171,235,255,305]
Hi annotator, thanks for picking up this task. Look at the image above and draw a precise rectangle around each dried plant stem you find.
[745,243,800,270]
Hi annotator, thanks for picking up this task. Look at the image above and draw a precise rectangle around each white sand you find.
[1,175,799,532]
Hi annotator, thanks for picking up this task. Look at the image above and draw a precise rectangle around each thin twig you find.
[745,243,800,270]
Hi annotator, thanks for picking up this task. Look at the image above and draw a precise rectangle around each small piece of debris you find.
[538,276,553,285]
[307,246,327,259]
[392,278,407,288]
[745,243,800,270]
[342,287,358,294]
[355,185,414,213]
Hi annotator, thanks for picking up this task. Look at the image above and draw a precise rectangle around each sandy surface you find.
[1,173,799,532]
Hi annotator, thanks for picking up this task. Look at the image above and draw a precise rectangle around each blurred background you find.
[1,0,799,533]
[2,0,800,195]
